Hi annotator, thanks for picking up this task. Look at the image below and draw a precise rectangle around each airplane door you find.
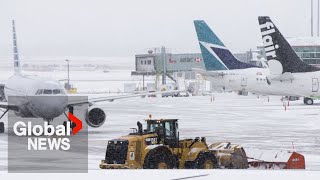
[312,78,319,92]
[241,76,247,87]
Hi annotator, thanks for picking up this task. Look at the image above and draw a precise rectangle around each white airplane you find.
[0,20,178,133]
[193,20,296,96]
[258,16,320,105]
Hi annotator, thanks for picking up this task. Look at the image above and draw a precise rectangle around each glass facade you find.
[292,46,320,64]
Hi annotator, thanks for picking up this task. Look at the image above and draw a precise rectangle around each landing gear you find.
[304,97,314,105]
[63,121,76,130]
[0,122,4,134]
[238,90,248,96]
[44,119,53,134]
[63,106,76,132]
[0,109,9,134]
[287,96,299,101]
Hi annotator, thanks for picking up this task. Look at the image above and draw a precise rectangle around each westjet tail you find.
[194,20,258,71]
[192,20,280,95]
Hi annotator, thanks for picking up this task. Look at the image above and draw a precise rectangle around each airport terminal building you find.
[287,37,320,66]
[258,37,320,67]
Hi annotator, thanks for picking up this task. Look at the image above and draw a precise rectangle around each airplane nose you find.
[30,96,68,119]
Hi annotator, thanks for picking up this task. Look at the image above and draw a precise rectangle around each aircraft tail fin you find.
[12,20,21,75]
[258,16,320,74]
[194,20,257,71]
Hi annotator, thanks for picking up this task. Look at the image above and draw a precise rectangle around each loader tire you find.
[196,153,217,169]
[185,152,217,169]
[143,148,175,169]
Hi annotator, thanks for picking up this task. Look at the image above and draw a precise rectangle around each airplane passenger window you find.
[53,89,61,94]
[43,89,53,94]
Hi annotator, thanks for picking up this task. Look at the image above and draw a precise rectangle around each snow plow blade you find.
[209,142,249,169]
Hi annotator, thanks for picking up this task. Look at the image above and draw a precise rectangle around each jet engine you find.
[14,107,36,118]
[0,85,6,102]
[85,106,106,128]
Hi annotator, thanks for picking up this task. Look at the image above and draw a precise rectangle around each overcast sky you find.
[0,0,315,58]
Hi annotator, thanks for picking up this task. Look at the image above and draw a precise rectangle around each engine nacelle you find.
[85,106,106,128]
[0,85,6,102]
[14,107,36,118]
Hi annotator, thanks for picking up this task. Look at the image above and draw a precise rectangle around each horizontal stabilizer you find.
[192,68,225,77]
[267,72,295,82]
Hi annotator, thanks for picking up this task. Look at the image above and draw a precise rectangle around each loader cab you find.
[146,119,179,148]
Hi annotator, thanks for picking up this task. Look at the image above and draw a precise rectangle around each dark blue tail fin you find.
[194,20,258,71]
[258,16,320,74]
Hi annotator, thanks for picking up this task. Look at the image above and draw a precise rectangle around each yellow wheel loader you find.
[100,118,248,169]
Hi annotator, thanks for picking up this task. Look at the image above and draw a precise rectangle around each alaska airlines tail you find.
[12,20,21,75]
[258,16,320,74]
[194,20,257,71]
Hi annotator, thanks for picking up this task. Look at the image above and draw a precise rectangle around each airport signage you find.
[179,57,202,63]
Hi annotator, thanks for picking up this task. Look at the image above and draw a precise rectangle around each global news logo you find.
[12,112,82,151]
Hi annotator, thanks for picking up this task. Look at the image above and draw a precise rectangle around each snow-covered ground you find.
[92,94,320,170]
[0,66,320,179]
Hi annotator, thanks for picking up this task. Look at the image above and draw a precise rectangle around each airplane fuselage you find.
[268,71,320,98]
[207,68,302,96]
[4,75,68,120]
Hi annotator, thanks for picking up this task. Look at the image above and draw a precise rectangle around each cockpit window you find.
[53,89,61,94]
[35,89,43,95]
[43,89,53,94]
[36,89,65,95]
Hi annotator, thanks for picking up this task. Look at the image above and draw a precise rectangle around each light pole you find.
[312,0,314,36]
[161,46,166,85]
[66,59,70,89]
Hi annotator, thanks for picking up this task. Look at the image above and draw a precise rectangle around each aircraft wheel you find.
[304,98,314,105]
[289,96,294,101]
[0,122,4,133]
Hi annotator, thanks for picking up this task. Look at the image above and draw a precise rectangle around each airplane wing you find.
[0,102,19,111]
[68,90,184,106]
[192,68,224,77]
